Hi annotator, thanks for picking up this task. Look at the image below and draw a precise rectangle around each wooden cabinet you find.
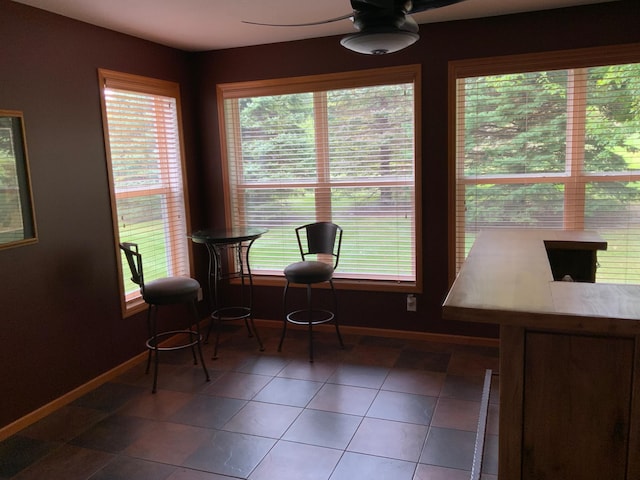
[522,332,634,479]
[443,230,640,479]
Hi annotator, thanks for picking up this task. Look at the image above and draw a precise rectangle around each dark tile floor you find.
[0,324,500,480]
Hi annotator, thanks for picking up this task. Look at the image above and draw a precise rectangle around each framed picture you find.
[0,110,37,249]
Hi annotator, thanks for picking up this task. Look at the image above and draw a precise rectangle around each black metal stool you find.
[120,242,210,393]
[279,222,344,362]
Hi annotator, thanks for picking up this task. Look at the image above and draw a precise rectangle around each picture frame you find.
[0,110,37,249]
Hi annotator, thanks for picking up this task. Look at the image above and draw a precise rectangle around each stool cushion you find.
[143,276,200,305]
[284,261,334,284]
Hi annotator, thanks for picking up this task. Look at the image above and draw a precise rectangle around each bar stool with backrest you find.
[119,242,210,393]
[279,222,344,362]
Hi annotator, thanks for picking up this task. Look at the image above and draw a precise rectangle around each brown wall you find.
[193,1,640,334]
[0,1,201,428]
[0,0,638,429]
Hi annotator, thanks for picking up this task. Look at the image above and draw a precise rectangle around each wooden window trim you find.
[98,69,194,316]
[218,65,423,293]
[448,43,640,283]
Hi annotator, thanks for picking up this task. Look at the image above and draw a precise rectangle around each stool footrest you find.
[286,309,334,326]
[146,329,202,351]
[212,306,251,322]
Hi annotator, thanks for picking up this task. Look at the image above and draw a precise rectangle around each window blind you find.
[455,59,640,283]
[100,70,191,308]
[219,67,419,284]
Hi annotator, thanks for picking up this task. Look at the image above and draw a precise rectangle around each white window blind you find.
[218,66,420,285]
[455,57,640,283]
[99,70,191,310]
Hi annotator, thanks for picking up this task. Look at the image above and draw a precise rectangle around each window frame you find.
[216,65,423,293]
[448,43,640,283]
[98,69,194,315]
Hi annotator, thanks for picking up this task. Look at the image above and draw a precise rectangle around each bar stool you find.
[279,222,344,362]
[120,242,210,393]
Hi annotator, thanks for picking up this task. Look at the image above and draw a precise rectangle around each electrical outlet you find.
[406,294,417,312]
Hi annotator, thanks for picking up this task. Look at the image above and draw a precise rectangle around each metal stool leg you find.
[150,305,160,394]
[188,315,198,366]
[243,318,254,338]
[249,317,265,351]
[330,279,344,348]
[189,300,210,382]
[307,284,314,363]
[279,282,290,352]
[145,305,153,375]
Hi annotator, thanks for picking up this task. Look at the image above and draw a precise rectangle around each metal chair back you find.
[295,222,343,270]
[120,242,145,293]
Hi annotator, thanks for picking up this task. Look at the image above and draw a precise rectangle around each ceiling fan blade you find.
[242,13,353,27]
[351,0,396,10]
[408,0,467,14]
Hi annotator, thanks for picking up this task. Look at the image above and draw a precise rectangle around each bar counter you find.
[442,229,640,479]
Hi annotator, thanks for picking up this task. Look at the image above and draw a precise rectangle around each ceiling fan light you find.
[340,29,419,55]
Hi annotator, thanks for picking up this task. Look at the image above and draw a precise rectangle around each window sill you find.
[236,274,421,294]
[123,296,147,318]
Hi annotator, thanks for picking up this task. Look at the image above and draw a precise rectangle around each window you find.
[218,65,421,290]
[99,69,193,313]
[451,45,640,283]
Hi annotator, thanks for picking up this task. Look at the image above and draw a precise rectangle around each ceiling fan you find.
[242,0,467,55]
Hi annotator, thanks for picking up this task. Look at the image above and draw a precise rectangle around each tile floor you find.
[0,324,500,480]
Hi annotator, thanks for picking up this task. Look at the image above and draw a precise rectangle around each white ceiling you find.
[13,0,618,52]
